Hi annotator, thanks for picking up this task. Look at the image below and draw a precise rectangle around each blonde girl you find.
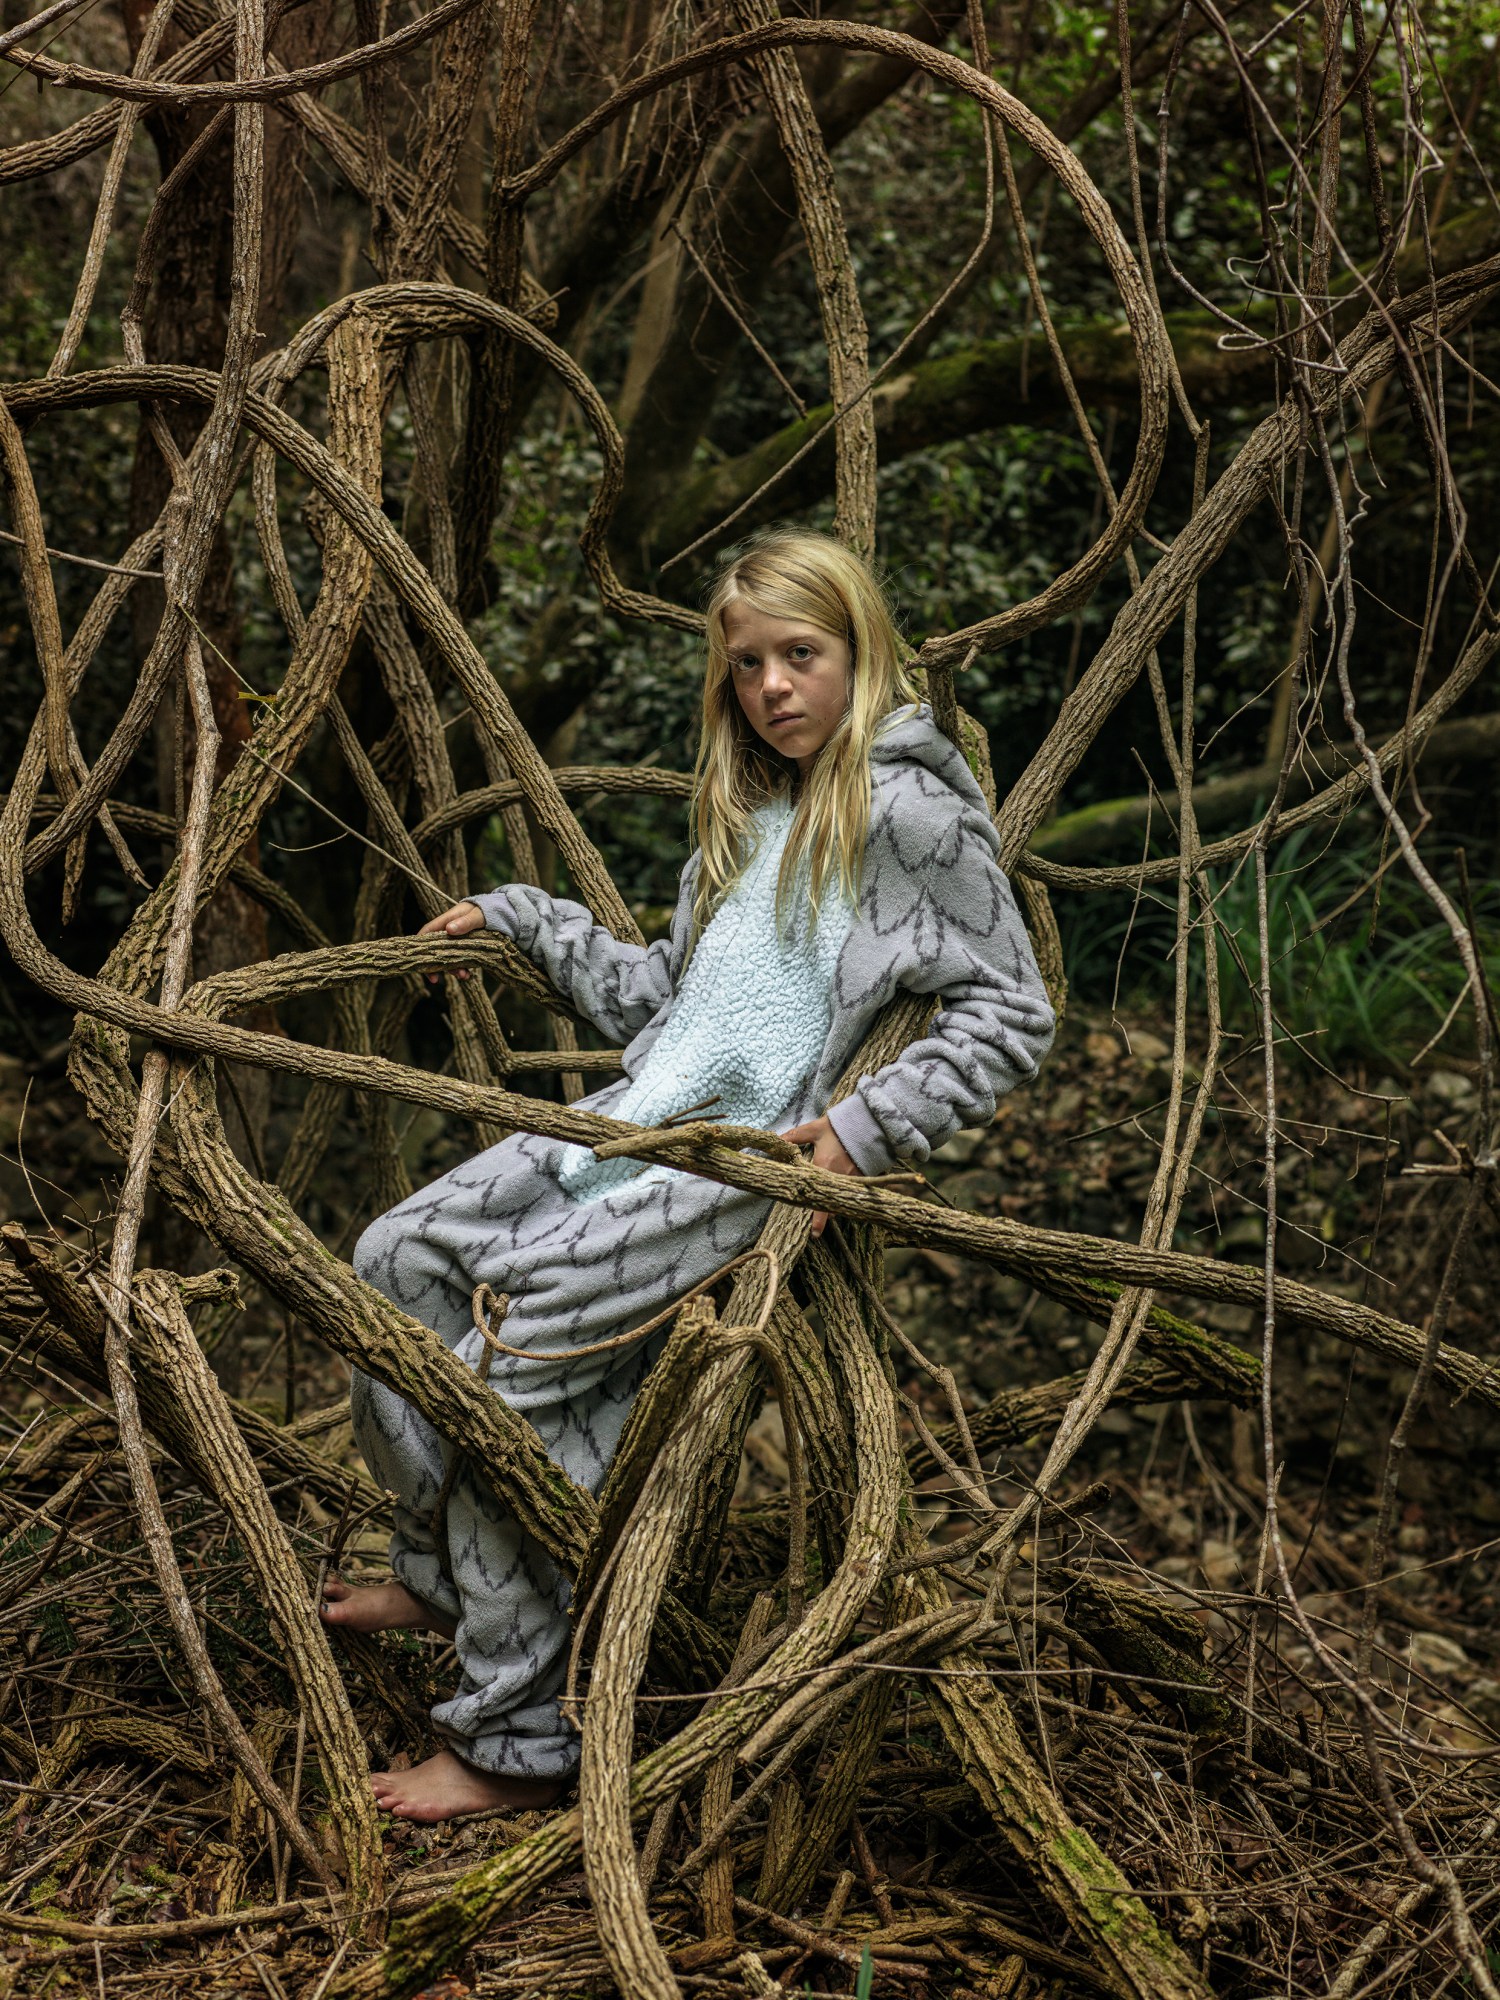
[324,529,1056,1822]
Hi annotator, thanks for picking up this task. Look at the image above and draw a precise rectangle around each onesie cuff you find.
[468,889,519,938]
[826,1092,899,1176]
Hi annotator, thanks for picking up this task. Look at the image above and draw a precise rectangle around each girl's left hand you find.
[782,1116,859,1237]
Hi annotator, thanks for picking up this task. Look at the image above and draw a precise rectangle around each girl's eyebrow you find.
[723,630,825,660]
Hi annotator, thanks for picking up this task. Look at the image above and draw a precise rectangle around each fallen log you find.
[1029,711,1500,869]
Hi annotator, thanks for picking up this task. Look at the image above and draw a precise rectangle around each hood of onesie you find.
[867,702,1001,856]
[842,698,1012,985]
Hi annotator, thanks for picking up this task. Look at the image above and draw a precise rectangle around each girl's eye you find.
[789,646,813,662]
[731,656,758,674]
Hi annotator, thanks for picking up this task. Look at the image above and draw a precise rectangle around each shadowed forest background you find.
[1,1,1499,1995]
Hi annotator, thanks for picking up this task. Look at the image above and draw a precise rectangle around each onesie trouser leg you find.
[347,1111,772,1779]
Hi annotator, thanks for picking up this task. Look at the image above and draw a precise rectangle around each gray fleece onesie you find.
[349,705,1055,1778]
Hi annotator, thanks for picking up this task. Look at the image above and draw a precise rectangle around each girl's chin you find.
[764,726,830,758]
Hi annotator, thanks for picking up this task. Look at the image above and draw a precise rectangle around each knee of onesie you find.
[352,1208,474,1341]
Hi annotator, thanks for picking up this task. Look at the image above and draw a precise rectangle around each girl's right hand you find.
[419,900,484,983]
[419,901,485,939]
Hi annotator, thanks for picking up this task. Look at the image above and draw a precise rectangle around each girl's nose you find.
[761,657,793,698]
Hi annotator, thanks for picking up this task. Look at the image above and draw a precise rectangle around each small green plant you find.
[854,1942,874,2000]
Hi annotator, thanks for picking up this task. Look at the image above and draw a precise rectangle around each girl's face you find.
[722,598,852,776]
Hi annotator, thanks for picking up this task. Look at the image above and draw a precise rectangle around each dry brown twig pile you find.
[0,2,1497,1996]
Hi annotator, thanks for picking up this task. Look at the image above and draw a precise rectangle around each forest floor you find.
[0,994,1496,1998]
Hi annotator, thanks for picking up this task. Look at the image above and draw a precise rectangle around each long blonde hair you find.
[692,529,915,930]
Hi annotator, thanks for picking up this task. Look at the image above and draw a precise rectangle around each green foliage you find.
[1210,836,1500,1072]
[38,1602,76,1657]
[3,0,1499,1030]
[1061,825,1500,1073]
[28,1874,62,1912]
[0,1521,49,1567]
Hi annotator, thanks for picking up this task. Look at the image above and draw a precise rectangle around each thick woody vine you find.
[0,5,1497,1999]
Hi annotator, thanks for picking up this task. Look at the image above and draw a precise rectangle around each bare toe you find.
[366,1750,564,1823]
[318,1578,456,1636]
[319,1579,355,1623]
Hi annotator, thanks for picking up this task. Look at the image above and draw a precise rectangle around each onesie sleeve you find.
[824,778,1055,1174]
[467,862,695,1048]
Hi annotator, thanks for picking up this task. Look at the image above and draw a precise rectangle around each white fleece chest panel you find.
[558,798,850,1205]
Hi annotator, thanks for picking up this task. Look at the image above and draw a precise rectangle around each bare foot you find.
[369,1749,566,1823]
[320,1576,458,1640]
